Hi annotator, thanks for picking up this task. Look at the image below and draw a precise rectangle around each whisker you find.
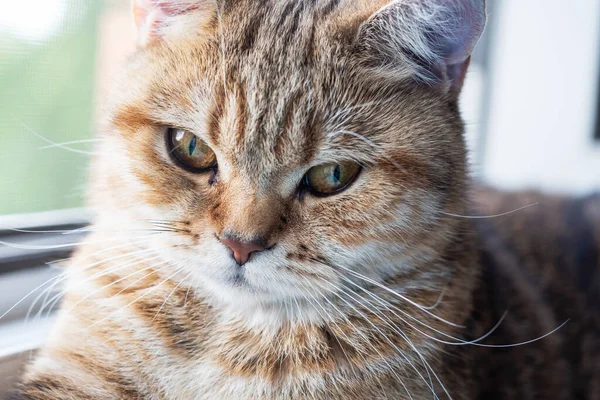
[0,233,162,250]
[17,120,100,156]
[32,288,63,322]
[338,272,569,349]
[465,320,570,349]
[339,272,504,346]
[1,239,159,322]
[32,250,167,320]
[312,279,426,400]
[39,139,101,150]
[339,286,443,399]
[0,226,89,235]
[41,290,63,319]
[422,282,448,311]
[312,258,464,328]
[78,263,188,333]
[183,284,193,308]
[295,280,393,399]
[152,271,192,322]
[440,203,540,219]
[0,274,64,321]
[26,276,63,323]
[0,225,170,236]
[64,255,171,314]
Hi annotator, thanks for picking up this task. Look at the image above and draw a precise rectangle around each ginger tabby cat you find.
[13,0,600,398]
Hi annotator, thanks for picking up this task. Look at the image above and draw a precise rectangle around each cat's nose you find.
[220,235,266,266]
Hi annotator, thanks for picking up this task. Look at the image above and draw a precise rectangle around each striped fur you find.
[13,1,600,399]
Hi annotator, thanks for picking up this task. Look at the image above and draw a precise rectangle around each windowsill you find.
[0,315,54,360]
[0,267,59,396]
[0,316,54,395]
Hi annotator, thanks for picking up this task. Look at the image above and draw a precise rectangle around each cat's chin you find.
[190,267,333,325]
[199,273,291,305]
[199,279,333,328]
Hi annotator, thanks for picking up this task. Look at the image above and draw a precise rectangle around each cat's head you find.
[93,0,485,318]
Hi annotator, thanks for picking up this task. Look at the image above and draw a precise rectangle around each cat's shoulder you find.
[471,186,600,297]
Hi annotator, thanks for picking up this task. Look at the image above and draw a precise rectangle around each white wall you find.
[480,0,600,195]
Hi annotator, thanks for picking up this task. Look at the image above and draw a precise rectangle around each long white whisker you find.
[17,120,99,156]
[340,273,568,350]
[33,251,168,320]
[295,280,391,400]
[42,290,64,319]
[0,275,64,321]
[314,259,463,328]
[440,203,540,220]
[313,279,420,400]
[2,239,158,322]
[26,277,63,323]
[339,272,503,346]
[39,139,101,150]
[0,233,161,250]
[422,282,448,311]
[78,263,188,333]
[152,271,192,322]
[336,280,452,400]
[34,288,63,321]
[65,256,171,314]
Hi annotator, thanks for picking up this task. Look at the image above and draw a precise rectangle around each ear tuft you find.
[357,0,486,92]
[132,0,214,46]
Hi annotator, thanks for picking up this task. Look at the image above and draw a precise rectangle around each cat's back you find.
[473,187,600,309]
[468,188,600,399]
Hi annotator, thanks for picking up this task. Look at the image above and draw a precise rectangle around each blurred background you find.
[0,0,599,393]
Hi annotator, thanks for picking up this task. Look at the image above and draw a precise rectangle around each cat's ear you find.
[354,0,486,93]
[132,0,215,46]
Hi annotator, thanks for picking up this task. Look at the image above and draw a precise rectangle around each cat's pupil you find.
[333,166,341,183]
[189,135,197,156]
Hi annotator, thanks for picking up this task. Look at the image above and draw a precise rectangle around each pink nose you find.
[220,237,266,265]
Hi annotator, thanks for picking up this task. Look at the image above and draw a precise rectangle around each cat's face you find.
[93,0,484,316]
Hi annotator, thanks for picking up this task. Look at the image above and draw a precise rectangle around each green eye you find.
[304,161,361,196]
[168,128,217,172]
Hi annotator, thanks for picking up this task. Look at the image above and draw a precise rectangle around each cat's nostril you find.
[220,236,267,266]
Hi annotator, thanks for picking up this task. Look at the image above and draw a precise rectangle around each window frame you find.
[0,209,89,275]
[0,208,89,325]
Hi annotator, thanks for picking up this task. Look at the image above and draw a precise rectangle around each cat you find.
[12,0,600,399]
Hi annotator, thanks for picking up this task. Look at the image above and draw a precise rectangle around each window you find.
[2,1,100,215]
[480,0,600,194]
[595,69,600,141]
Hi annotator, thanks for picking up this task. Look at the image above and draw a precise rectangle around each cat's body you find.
[12,0,600,398]
[468,189,600,399]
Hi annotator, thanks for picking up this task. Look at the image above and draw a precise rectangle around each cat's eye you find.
[304,161,361,196]
[168,128,217,172]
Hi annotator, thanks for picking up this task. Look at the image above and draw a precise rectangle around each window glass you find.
[0,0,104,215]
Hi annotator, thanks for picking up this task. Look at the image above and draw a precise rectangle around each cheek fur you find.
[298,166,433,249]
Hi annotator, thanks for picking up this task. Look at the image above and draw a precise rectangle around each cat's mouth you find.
[223,268,266,294]
[227,270,248,287]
